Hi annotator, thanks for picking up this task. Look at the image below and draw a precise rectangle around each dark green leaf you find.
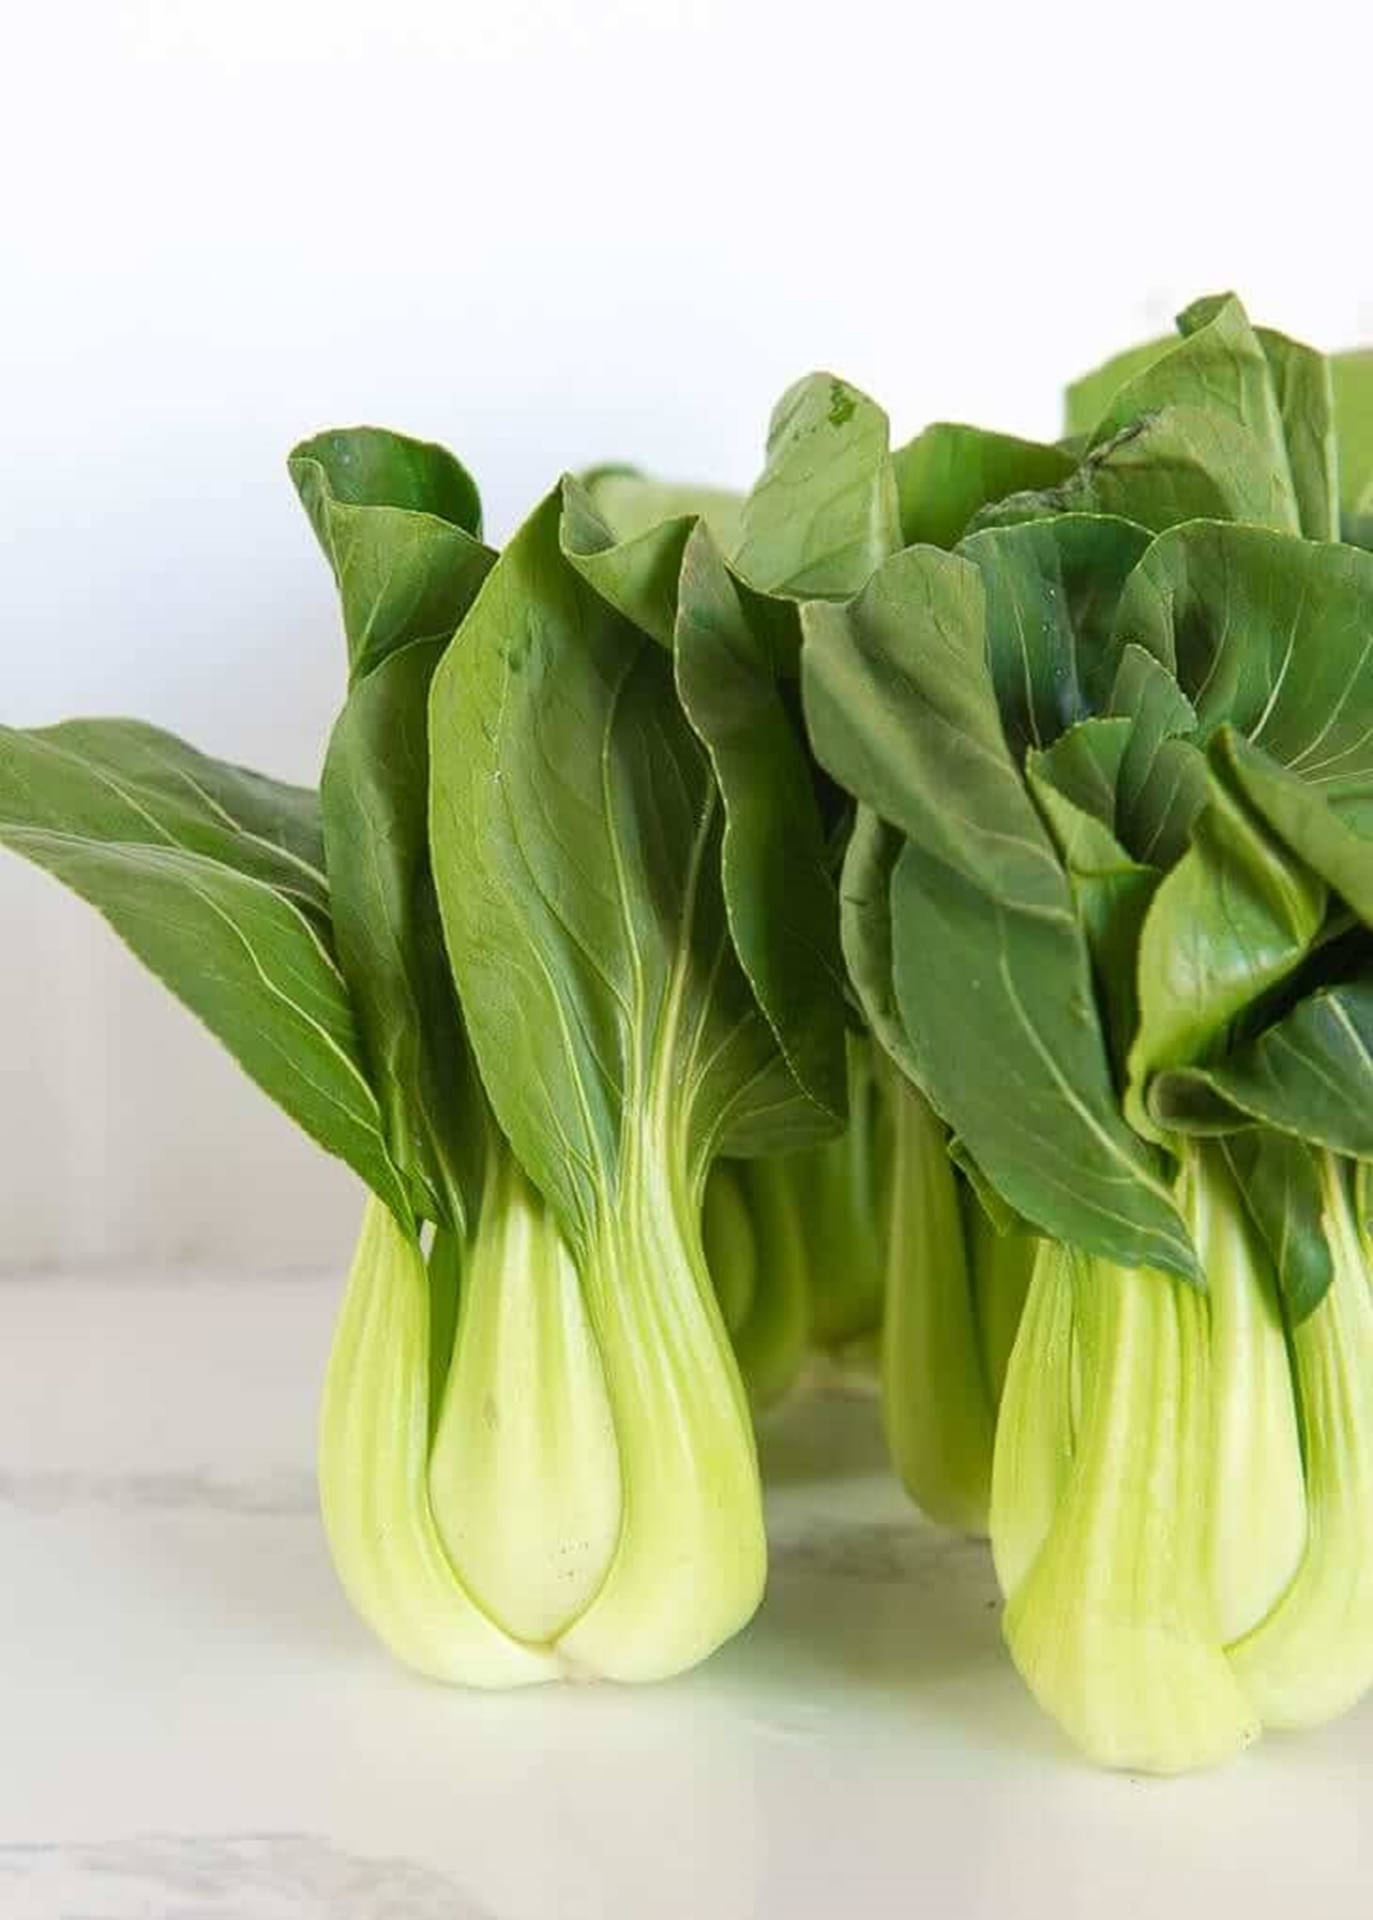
[801,544,1194,1277]
[1026,718,1159,1074]
[1114,522,1373,777]
[1105,645,1207,868]
[322,638,487,1230]
[1221,1130,1333,1322]
[1157,974,1373,1161]
[0,720,407,1220]
[958,514,1152,756]
[837,804,921,1083]
[1214,730,1373,926]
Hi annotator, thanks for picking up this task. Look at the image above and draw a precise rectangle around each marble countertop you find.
[1,1272,1369,1919]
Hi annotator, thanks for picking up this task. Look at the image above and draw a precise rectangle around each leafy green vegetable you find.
[801,542,1194,1277]
[733,373,900,599]
[429,490,830,1678]
[9,285,1373,1773]
[892,424,1074,550]
[289,427,492,680]
[0,718,410,1223]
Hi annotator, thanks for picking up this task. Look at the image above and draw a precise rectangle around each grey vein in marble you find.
[768,1517,994,1590]
[0,1832,496,1919]
[0,1468,316,1516]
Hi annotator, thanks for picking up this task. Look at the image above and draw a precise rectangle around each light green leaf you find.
[1127,770,1327,1138]
[1064,331,1170,438]
[734,373,900,599]
[0,721,407,1220]
[289,427,493,682]
[801,544,1194,1278]
[1175,296,1338,541]
[1256,326,1339,543]
[559,474,696,651]
[577,465,744,552]
[892,423,1073,550]
[1215,730,1373,926]
[993,296,1303,537]
[1331,351,1373,524]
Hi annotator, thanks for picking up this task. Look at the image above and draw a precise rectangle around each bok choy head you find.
[801,291,1373,1770]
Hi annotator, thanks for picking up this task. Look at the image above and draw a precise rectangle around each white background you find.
[5,0,1371,1271]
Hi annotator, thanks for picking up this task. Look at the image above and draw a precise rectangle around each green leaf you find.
[892,423,1073,550]
[430,490,827,1248]
[1114,521,1373,775]
[0,720,407,1220]
[673,522,848,1124]
[322,638,487,1230]
[991,296,1303,537]
[1127,769,1327,1139]
[1105,645,1207,868]
[801,543,1194,1278]
[949,1133,1032,1238]
[958,514,1153,757]
[559,474,697,651]
[1255,326,1339,543]
[1064,332,1170,438]
[1213,730,1373,926]
[1158,974,1373,1162]
[289,427,494,682]
[1026,718,1159,1075]
[837,804,921,1084]
[1221,1130,1333,1322]
[1174,297,1338,541]
[733,373,900,599]
[577,465,744,552]
[1331,351,1373,522]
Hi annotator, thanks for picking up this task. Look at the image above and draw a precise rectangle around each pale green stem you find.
[1229,1154,1373,1729]
[1002,1255,1257,1773]
[701,1163,757,1338]
[554,1139,766,1682]
[732,1156,811,1410]
[1189,1143,1305,1647]
[990,1239,1077,1602]
[792,1037,890,1347]
[964,1194,1037,1412]
[880,1076,994,1534]
[427,1152,622,1648]
[318,1196,554,1687]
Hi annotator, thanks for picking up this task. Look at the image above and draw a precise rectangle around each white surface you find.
[1,1273,1370,1917]
[5,0,1373,1268]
